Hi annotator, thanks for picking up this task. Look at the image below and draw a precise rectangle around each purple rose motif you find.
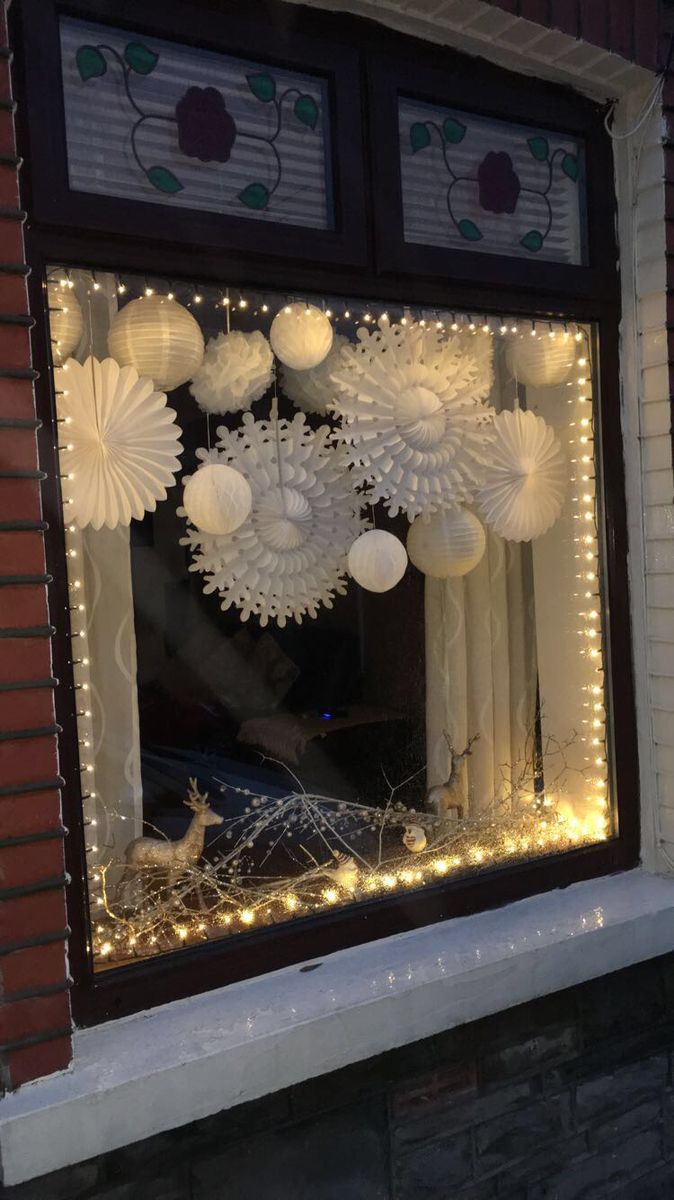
[477,151,520,215]
[175,86,236,163]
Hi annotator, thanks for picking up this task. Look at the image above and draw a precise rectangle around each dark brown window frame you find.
[11,0,638,1027]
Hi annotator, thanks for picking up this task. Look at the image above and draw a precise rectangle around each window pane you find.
[399,97,585,264]
[48,270,609,968]
[59,17,333,229]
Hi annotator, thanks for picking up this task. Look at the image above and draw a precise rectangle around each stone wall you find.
[7,951,674,1198]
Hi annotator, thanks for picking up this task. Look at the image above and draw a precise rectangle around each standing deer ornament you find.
[118,778,223,905]
[426,732,480,822]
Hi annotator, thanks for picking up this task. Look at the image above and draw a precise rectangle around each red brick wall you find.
[0,0,664,1091]
[0,0,72,1090]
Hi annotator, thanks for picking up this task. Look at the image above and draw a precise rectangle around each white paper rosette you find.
[330,320,495,520]
[180,412,366,627]
[56,356,183,529]
[479,408,566,541]
[280,334,348,415]
[189,330,273,415]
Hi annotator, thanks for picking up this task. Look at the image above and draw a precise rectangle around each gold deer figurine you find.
[426,732,480,821]
[118,778,223,903]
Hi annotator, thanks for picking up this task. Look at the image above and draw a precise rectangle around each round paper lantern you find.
[48,280,83,363]
[269,302,333,371]
[479,408,566,541]
[407,508,486,578]
[183,463,252,536]
[505,333,575,388]
[347,529,407,593]
[108,295,205,391]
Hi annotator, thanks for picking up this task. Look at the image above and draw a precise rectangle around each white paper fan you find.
[189,330,273,415]
[56,357,183,530]
[180,412,366,627]
[478,408,566,541]
[330,319,495,520]
[280,334,348,415]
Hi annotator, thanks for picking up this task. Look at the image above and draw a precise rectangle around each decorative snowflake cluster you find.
[180,412,366,627]
[329,319,496,519]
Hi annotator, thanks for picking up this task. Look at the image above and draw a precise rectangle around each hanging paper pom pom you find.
[108,295,205,391]
[479,408,566,542]
[280,334,348,415]
[181,413,366,627]
[347,529,407,593]
[182,463,252,536]
[506,331,575,388]
[331,319,495,520]
[269,302,333,370]
[407,507,486,578]
[189,330,273,415]
[48,279,83,363]
[55,357,183,530]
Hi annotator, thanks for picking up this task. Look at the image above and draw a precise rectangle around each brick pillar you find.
[0,0,72,1090]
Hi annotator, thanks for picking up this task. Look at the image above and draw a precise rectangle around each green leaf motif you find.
[442,117,466,144]
[247,73,276,103]
[520,229,543,252]
[75,45,107,82]
[527,135,549,162]
[562,152,579,182]
[124,42,159,75]
[147,166,183,194]
[294,94,319,130]
[239,182,270,210]
[457,219,483,242]
[410,122,431,153]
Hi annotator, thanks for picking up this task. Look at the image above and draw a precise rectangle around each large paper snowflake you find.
[56,356,183,529]
[180,412,366,627]
[329,319,495,519]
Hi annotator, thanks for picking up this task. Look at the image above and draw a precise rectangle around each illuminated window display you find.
[49,269,610,968]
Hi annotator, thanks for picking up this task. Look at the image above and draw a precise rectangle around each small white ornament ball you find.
[403,825,427,853]
[108,295,205,391]
[505,333,575,388]
[407,508,486,578]
[48,280,83,362]
[183,463,252,536]
[348,529,407,593]
[270,302,333,371]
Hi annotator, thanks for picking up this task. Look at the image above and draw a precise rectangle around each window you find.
[49,267,614,975]
[16,0,637,1021]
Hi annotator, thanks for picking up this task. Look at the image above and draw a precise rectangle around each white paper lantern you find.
[347,529,407,593]
[183,463,252,536]
[331,319,495,520]
[108,295,205,391]
[280,333,348,415]
[55,357,183,529]
[407,508,486,578]
[181,413,366,627]
[506,332,575,388]
[269,302,333,371]
[48,280,83,363]
[479,408,566,542]
[189,330,273,414]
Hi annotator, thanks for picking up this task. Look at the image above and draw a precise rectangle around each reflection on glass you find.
[48,268,610,968]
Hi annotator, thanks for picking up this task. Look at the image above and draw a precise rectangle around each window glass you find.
[49,269,610,967]
[398,96,585,264]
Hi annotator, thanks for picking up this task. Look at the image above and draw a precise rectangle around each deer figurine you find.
[426,732,480,821]
[117,778,223,903]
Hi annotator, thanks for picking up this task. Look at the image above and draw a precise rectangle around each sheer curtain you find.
[425,347,538,817]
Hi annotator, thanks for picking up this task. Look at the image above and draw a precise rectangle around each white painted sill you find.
[3,867,674,1186]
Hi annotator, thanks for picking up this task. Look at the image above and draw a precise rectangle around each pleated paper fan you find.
[180,412,366,627]
[479,408,566,542]
[330,319,495,520]
[280,334,349,415]
[56,357,183,530]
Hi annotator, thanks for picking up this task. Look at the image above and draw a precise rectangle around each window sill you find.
[2,867,674,1186]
